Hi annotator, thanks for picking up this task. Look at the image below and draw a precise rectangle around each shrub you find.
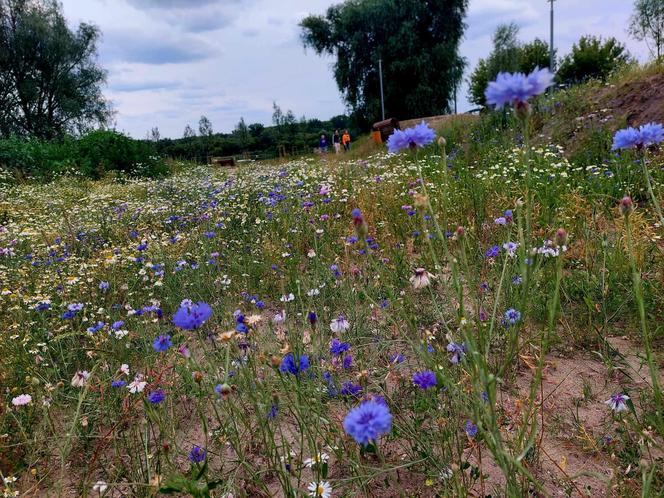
[557,35,631,84]
[0,130,167,181]
[76,130,165,178]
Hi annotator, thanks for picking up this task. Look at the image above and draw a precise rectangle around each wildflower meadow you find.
[1,66,664,497]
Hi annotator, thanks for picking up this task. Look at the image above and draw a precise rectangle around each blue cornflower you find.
[267,404,278,419]
[308,311,317,325]
[639,122,664,146]
[86,321,105,334]
[485,68,554,109]
[111,320,125,330]
[612,122,664,150]
[512,275,523,285]
[340,381,363,396]
[68,303,84,312]
[412,370,437,390]
[330,264,342,278]
[465,420,478,438]
[351,208,362,220]
[60,310,76,320]
[111,380,126,388]
[99,281,110,292]
[147,389,166,404]
[612,127,642,150]
[504,308,522,326]
[389,353,405,364]
[386,121,436,154]
[485,246,500,258]
[446,342,466,364]
[343,400,393,445]
[330,339,350,356]
[279,353,310,376]
[342,354,353,370]
[35,301,50,311]
[172,300,212,330]
[152,334,172,352]
[189,445,206,464]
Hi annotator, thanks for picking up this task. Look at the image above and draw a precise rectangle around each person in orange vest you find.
[342,130,351,152]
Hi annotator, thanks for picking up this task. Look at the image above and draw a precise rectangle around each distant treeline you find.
[152,111,357,163]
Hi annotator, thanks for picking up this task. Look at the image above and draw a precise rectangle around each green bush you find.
[76,130,166,178]
[0,130,167,181]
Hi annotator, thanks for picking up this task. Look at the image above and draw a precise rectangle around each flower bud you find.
[515,101,531,121]
[218,383,232,399]
[455,226,465,237]
[619,196,634,216]
[192,371,203,384]
[437,136,447,148]
[555,228,568,246]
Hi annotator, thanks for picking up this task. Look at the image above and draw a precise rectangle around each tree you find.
[468,23,521,107]
[183,124,196,138]
[519,39,552,73]
[487,23,521,76]
[0,0,111,139]
[149,126,160,142]
[301,0,468,126]
[468,25,555,107]
[557,36,630,84]
[248,123,264,138]
[629,0,664,61]
[198,115,213,137]
[234,117,249,150]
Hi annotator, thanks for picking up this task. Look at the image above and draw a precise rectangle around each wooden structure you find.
[372,118,400,144]
[210,156,235,167]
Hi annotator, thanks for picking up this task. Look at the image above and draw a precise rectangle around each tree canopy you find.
[556,35,630,84]
[468,24,552,107]
[300,0,468,127]
[0,0,111,139]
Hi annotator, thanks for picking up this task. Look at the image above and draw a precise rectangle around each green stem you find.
[641,153,664,227]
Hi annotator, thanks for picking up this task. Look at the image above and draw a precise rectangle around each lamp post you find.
[378,58,386,121]
[549,0,556,72]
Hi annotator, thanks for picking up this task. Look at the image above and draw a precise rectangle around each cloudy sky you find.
[59,0,649,138]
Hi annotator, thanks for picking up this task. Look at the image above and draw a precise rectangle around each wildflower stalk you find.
[485,250,509,357]
[415,151,465,320]
[640,152,664,227]
[624,211,663,432]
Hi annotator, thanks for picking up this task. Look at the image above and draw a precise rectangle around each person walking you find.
[319,134,328,153]
[333,129,341,154]
[342,129,351,152]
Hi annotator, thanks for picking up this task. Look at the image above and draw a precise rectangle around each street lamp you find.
[549,0,556,72]
[378,58,386,121]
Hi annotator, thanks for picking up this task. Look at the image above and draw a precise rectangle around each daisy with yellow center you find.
[307,480,332,498]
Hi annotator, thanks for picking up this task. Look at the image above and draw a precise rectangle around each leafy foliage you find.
[556,35,631,84]
[0,0,111,139]
[629,0,664,61]
[468,24,552,107]
[154,107,354,162]
[300,0,468,126]
[0,130,164,179]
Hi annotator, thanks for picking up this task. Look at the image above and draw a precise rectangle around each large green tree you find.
[0,0,111,139]
[300,0,468,126]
